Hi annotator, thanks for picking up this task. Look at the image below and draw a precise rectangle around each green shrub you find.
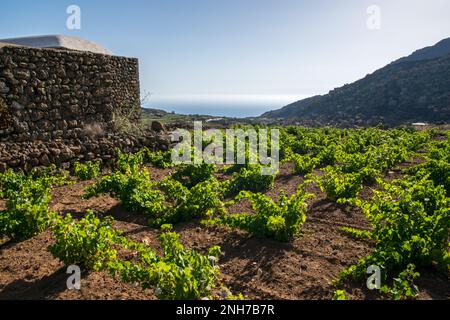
[0,168,66,199]
[291,153,318,175]
[225,164,276,196]
[145,149,173,168]
[48,213,226,300]
[155,177,227,226]
[317,145,338,166]
[115,149,144,174]
[411,159,450,194]
[362,179,450,273]
[172,163,215,188]
[85,165,226,227]
[157,224,221,299]
[73,161,101,181]
[332,290,348,300]
[314,169,363,202]
[0,169,29,198]
[49,211,120,270]
[108,224,223,300]
[172,179,227,222]
[340,227,372,240]
[339,178,449,298]
[210,186,313,242]
[0,186,56,241]
[0,170,59,241]
[84,168,168,223]
[380,264,420,300]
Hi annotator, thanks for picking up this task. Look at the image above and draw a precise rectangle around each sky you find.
[1,0,450,116]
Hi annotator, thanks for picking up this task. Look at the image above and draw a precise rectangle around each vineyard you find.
[0,126,449,300]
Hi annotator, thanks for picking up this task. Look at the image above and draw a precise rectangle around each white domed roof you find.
[0,35,112,55]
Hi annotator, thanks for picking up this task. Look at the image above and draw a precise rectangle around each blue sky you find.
[1,0,450,115]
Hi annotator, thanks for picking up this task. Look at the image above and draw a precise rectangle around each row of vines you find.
[1,126,449,300]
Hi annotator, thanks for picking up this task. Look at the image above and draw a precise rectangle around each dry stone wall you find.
[0,44,140,140]
[0,130,171,173]
[0,44,170,172]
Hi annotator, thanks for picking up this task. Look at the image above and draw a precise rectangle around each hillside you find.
[393,37,450,64]
[262,38,450,126]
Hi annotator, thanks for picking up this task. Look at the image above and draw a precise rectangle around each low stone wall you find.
[0,44,174,172]
[0,44,140,142]
[0,130,171,173]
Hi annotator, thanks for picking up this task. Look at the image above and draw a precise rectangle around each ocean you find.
[142,94,309,118]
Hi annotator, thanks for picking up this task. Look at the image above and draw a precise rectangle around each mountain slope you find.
[262,38,450,126]
[393,37,450,64]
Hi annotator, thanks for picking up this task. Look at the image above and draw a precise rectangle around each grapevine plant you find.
[313,168,363,203]
[145,149,173,169]
[84,155,227,226]
[49,212,239,300]
[108,224,224,299]
[49,211,120,270]
[73,161,101,181]
[172,162,215,188]
[339,178,450,299]
[209,186,313,242]
[224,164,276,197]
[0,169,65,241]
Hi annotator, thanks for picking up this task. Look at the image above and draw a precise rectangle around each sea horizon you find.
[142,94,311,118]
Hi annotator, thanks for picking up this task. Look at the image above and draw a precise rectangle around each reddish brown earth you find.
[0,162,448,300]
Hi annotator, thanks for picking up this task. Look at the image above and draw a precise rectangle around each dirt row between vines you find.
[0,162,449,300]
